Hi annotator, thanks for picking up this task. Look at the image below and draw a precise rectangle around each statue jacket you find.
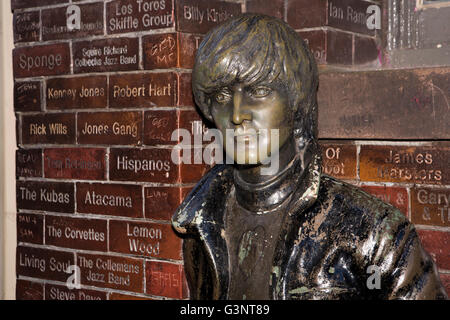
[172,155,447,300]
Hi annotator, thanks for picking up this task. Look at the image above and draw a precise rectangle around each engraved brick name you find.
[411,187,450,227]
[14,81,41,112]
[145,260,188,299]
[14,11,40,43]
[319,143,357,180]
[45,284,107,301]
[17,213,44,245]
[16,149,42,178]
[21,113,75,145]
[360,185,409,216]
[17,181,74,213]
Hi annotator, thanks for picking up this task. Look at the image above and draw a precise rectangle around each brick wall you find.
[13,0,449,300]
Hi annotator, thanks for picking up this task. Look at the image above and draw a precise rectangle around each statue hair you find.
[192,13,319,150]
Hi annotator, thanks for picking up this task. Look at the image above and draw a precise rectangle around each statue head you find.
[192,14,318,167]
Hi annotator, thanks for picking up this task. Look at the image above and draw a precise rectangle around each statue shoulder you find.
[172,164,234,234]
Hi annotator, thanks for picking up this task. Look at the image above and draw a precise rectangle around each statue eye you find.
[250,86,272,98]
[214,91,231,103]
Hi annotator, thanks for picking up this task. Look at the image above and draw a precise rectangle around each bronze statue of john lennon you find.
[172,14,447,300]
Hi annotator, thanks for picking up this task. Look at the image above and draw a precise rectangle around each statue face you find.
[210,82,294,165]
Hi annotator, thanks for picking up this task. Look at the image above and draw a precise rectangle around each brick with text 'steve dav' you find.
[16,180,74,213]
[44,148,106,180]
[42,3,104,41]
[45,215,108,251]
[143,32,203,70]
[16,246,74,282]
[45,284,107,301]
[145,260,188,299]
[76,182,143,218]
[14,81,41,112]
[46,76,108,110]
[16,149,42,178]
[16,279,43,300]
[21,113,76,145]
[13,43,71,78]
[17,213,43,245]
[72,38,139,74]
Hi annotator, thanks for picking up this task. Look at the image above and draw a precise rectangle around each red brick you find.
[359,145,449,185]
[45,215,107,251]
[109,72,178,108]
[143,33,203,70]
[109,220,182,260]
[77,182,143,218]
[411,187,450,227]
[21,113,76,145]
[16,149,42,178]
[16,279,43,300]
[46,76,107,110]
[16,246,74,282]
[109,292,153,300]
[16,181,74,213]
[17,213,43,245]
[179,147,213,183]
[178,73,195,106]
[13,11,40,43]
[44,148,106,180]
[106,0,173,34]
[14,81,41,112]
[439,273,450,296]
[145,187,191,220]
[246,0,285,19]
[77,253,144,293]
[42,3,104,41]
[145,260,188,299]
[45,284,107,300]
[73,38,139,74]
[175,0,242,34]
[109,148,178,183]
[287,0,375,36]
[319,142,357,180]
[417,229,450,270]
[143,110,178,145]
[13,43,70,78]
[11,0,68,10]
[360,185,408,216]
[77,111,143,145]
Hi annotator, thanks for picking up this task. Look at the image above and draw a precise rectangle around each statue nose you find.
[232,91,252,125]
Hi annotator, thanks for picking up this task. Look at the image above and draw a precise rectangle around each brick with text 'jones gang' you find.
[44,148,106,180]
[14,81,41,112]
[46,76,108,110]
[13,43,70,78]
[145,260,188,299]
[77,111,143,145]
[359,145,449,185]
[411,187,450,228]
[109,148,178,183]
[41,2,104,41]
[77,253,144,293]
[76,182,143,218]
[16,149,42,178]
[73,37,139,73]
[17,213,44,245]
[21,113,76,145]
[106,0,173,34]
[16,180,74,213]
[109,220,182,260]
[16,246,74,282]
[45,215,108,251]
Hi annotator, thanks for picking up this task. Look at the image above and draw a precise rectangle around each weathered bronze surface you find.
[172,14,447,300]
